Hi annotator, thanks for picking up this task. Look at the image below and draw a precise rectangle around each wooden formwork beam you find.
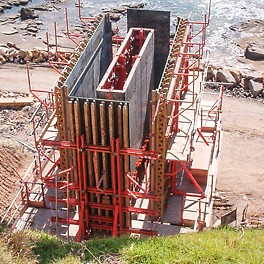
[83,101,96,217]
[90,101,102,216]
[123,103,130,227]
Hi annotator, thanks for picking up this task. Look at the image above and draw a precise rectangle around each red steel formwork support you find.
[40,136,159,239]
[98,28,150,99]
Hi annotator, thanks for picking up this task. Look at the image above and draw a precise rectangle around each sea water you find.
[79,0,264,63]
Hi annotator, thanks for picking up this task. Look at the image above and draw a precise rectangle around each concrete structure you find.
[127,9,170,88]
[2,4,222,242]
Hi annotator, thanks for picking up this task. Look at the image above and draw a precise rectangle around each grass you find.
[0,227,263,263]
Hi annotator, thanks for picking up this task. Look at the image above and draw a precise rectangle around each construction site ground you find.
[0,63,263,229]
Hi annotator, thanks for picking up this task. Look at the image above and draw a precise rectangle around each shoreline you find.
[0,1,263,99]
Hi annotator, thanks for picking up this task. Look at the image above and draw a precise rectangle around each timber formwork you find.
[9,5,223,241]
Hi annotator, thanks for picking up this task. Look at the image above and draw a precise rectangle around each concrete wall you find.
[127,9,170,89]
[68,16,112,98]
[96,28,154,150]
[125,30,154,150]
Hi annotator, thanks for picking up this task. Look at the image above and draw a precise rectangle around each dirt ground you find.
[213,93,264,227]
[0,64,58,221]
[0,145,30,219]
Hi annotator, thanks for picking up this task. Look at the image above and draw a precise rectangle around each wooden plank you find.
[67,100,78,202]
[0,97,33,109]
[84,101,94,186]
[99,102,108,189]
[191,144,211,184]
[108,103,115,217]
[91,101,102,215]
[117,104,124,189]
[60,85,69,173]
[150,91,157,211]
[123,103,130,227]
[84,101,95,214]
[100,102,109,217]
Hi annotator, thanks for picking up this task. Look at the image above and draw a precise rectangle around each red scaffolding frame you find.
[15,0,222,240]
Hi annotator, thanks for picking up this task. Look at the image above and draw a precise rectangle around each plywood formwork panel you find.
[68,15,112,97]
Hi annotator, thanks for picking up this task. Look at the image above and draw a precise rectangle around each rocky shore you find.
[0,1,263,101]
[206,66,264,100]
[206,19,264,100]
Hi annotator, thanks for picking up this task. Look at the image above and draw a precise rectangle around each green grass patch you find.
[0,227,263,263]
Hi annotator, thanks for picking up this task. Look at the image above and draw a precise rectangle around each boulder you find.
[112,6,127,14]
[31,49,40,58]
[109,13,121,21]
[0,7,4,13]
[0,55,6,64]
[249,79,264,97]
[27,27,38,33]
[18,49,27,59]
[20,7,38,20]
[262,90,264,98]
[129,2,145,9]
[25,49,32,60]
[19,0,29,5]
[6,42,16,48]
[216,69,236,88]
[2,25,18,35]
[241,78,250,91]
[244,71,264,83]
[206,65,216,81]
[229,69,242,84]
[0,47,8,56]
[41,50,49,60]
[245,42,264,61]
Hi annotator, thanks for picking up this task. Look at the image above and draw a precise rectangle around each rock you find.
[20,7,38,20]
[241,78,250,91]
[0,55,6,64]
[262,90,264,98]
[27,27,38,33]
[129,2,145,9]
[0,47,8,56]
[8,14,20,20]
[25,50,32,60]
[245,42,264,61]
[31,49,40,58]
[249,79,264,97]
[6,42,16,48]
[18,49,27,59]
[216,69,236,88]
[112,6,127,14]
[19,0,29,5]
[1,25,18,35]
[244,71,264,83]
[41,50,49,60]
[0,7,4,13]
[3,3,12,9]
[109,13,121,21]
[206,65,216,81]
[229,69,242,84]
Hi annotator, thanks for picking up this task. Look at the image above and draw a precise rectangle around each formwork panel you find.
[97,28,154,151]
[127,9,170,88]
[68,16,112,98]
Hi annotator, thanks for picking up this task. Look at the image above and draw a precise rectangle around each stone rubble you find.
[206,65,264,99]
[0,44,63,64]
